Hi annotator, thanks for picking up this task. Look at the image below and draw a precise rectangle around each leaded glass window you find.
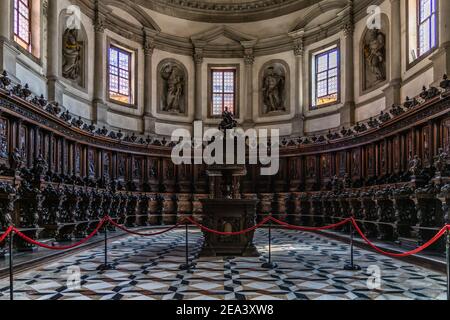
[211,69,236,116]
[311,46,339,109]
[418,0,437,57]
[14,0,31,51]
[109,45,132,104]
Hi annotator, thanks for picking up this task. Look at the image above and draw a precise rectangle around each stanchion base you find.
[261,262,278,269]
[344,264,362,271]
[97,264,116,271]
[179,263,196,271]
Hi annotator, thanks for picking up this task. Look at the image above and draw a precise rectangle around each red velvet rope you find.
[351,218,449,257]
[270,216,352,231]
[1,215,449,257]
[186,216,272,236]
[0,226,13,244]
[107,217,184,236]
[12,217,108,251]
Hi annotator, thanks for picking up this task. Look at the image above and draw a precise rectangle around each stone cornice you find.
[76,0,383,57]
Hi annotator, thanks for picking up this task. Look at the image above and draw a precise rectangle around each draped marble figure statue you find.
[161,64,185,113]
[262,66,286,113]
[364,29,386,83]
[62,28,82,81]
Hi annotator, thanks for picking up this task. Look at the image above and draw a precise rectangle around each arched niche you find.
[157,59,188,116]
[259,59,290,116]
[59,7,88,89]
[360,13,390,94]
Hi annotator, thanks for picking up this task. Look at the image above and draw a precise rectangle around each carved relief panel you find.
[422,126,431,166]
[393,136,400,173]
[103,152,111,179]
[444,119,450,153]
[87,149,96,178]
[321,154,332,178]
[51,135,58,171]
[367,145,375,177]
[0,118,8,161]
[117,153,127,180]
[380,141,387,175]
[338,151,347,177]
[132,157,143,181]
[19,124,27,164]
[148,158,159,181]
[74,144,81,176]
[351,149,361,178]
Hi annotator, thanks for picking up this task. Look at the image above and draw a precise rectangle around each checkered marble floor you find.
[0,228,447,300]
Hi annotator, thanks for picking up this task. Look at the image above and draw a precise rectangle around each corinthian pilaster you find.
[289,30,305,135]
[143,27,157,133]
[340,1,355,127]
[93,4,107,124]
[47,0,63,104]
[242,41,256,126]
[384,0,401,107]
[192,42,205,121]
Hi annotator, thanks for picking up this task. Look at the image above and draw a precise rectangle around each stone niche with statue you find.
[199,110,259,257]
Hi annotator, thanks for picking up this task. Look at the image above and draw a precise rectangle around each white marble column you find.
[193,46,204,121]
[243,47,255,126]
[93,9,107,124]
[431,0,450,84]
[384,0,401,107]
[341,21,355,127]
[292,36,305,135]
[47,0,62,104]
[143,28,156,133]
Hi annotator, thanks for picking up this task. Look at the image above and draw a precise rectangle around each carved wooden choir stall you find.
[0,70,449,257]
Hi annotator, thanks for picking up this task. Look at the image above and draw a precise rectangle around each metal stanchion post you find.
[344,221,361,271]
[180,222,196,271]
[9,232,13,301]
[262,220,278,269]
[97,220,115,271]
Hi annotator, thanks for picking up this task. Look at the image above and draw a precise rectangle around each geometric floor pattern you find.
[0,228,447,300]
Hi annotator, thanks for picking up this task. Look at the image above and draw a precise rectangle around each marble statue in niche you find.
[363,28,386,90]
[261,63,287,114]
[0,118,8,159]
[62,28,83,84]
[159,60,187,114]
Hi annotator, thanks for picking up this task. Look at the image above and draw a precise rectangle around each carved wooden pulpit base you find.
[199,199,259,257]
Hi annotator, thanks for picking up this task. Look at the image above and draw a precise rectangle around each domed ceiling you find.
[133,0,319,22]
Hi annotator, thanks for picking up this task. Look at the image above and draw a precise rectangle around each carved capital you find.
[244,48,254,65]
[144,40,155,56]
[94,16,105,33]
[293,38,304,56]
[342,22,354,38]
[194,47,204,64]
